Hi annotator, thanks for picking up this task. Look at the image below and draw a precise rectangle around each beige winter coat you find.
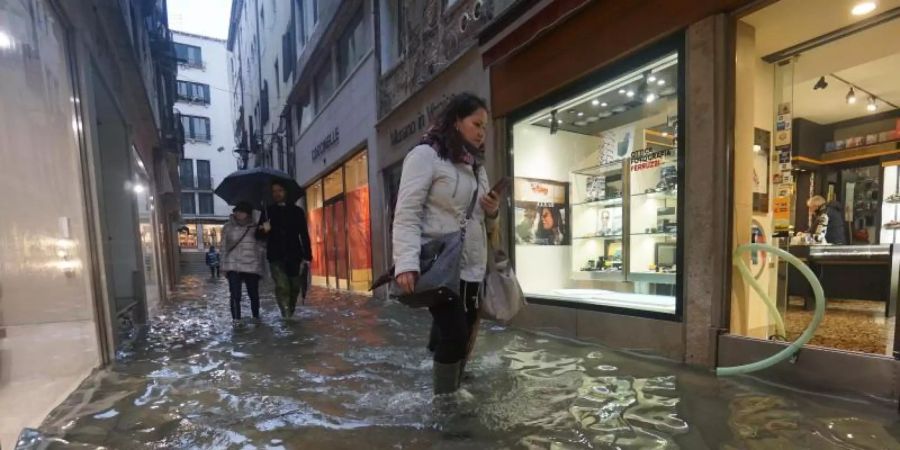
[392,145,496,283]
[221,215,266,275]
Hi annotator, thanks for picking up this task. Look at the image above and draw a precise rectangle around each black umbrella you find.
[214,167,303,212]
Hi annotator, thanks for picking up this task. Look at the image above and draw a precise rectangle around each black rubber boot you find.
[433,361,461,395]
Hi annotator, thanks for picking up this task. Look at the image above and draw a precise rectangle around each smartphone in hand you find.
[491,177,512,196]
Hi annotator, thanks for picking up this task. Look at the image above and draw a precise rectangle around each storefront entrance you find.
[726,0,900,398]
[307,150,372,293]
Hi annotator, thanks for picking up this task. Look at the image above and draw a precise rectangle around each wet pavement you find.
[16,275,900,449]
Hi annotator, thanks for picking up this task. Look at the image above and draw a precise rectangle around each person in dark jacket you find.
[205,246,221,278]
[257,181,313,318]
[807,195,848,244]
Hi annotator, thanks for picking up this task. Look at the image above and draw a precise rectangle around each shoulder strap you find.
[464,163,480,221]
[227,226,252,254]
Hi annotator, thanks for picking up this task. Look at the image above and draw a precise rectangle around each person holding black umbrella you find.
[221,202,265,324]
[257,181,313,319]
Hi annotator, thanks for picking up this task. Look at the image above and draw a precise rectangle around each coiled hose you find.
[716,243,825,376]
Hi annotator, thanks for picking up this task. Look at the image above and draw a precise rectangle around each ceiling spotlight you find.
[618,89,626,94]
[867,96,877,112]
[851,1,877,16]
[648,75,657,83]
[662,132,669,137]
[568,109,576,114]
[626,90,635,98]
[591,99,600,106]
[657,79,666,86]
[577,112,584,117]
[601,102,608,107]
[846,87,857,104]
[813,76,828,90]
[645,93,657,103]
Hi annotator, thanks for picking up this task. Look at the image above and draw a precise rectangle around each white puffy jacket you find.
[221,215,266,275]
[392,144,495,283]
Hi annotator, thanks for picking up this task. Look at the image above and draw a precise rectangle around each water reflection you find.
[17,276,900,449]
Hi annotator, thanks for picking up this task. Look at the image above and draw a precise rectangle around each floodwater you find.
[16,276,900,449]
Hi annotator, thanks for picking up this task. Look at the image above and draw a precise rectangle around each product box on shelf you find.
[866,134,879,145]
[836,140,846,150]
[879,131,893,143]
[825,141,836,152]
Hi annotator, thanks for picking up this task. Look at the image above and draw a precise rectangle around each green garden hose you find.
[716,243,826,377]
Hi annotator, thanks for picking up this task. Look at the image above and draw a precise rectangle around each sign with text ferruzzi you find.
[630,147,674,171]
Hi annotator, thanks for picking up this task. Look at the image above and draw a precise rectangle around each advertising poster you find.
[514,178,569,245]
[597,126,635,164]
[773,196,791,232]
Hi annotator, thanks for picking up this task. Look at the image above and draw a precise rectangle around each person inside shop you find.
[205,246,221,279]
[534,206,564,245]
[392,92,500,399]
[257,181,313,319]
[221,202,266,324]
[807,195,848,245]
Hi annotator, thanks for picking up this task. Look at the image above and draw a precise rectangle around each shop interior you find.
[733,0,900,355]
[306,150,373,293]
[512,52,681,314]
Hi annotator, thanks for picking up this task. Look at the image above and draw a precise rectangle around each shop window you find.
[306,180,326,287]
[323,165,344,201]
[179,224,199,248]
[511,51,682,316]
[345,151,372,292]
[730,1,900,356]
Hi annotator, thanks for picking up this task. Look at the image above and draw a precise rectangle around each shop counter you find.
[787,244,898,317]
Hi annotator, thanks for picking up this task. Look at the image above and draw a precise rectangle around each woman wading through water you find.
[392,93,500,399]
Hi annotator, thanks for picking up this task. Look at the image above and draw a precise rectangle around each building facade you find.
[229,0,379,293]
[0,0,182,445]
[173,31,235,253]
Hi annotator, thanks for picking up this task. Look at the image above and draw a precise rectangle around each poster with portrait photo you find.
[514,178,570,246]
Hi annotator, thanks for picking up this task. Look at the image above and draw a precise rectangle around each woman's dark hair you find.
[535,207,563,244]
[422,92,488,162]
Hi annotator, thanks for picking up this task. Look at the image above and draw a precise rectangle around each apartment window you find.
[174,43,202,67]
[313,57,335,112]
[181,193,196,215]
[337,10,366,83]
[261,81,270,125]
[198,193,214,215]
[179,158,194,188]
[301,0,318,43]
[379,0,405,74]
[181,115,211,141]
[176,80,210,104]
[282,29,295,82]
[196,160,211,189]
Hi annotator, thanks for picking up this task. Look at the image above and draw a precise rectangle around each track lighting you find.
[846,87,856,104]
[813,76,828,90]
[867,96,877,112]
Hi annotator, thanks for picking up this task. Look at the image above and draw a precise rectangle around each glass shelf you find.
[573,234,623,240]
[572,161,625,176]
[632,191,677,200]
[631,232,677,237]
[572,197,624,207]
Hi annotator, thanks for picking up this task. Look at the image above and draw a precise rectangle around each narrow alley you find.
[15,276,900,449]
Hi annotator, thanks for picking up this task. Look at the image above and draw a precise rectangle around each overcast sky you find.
[168,0,232,40]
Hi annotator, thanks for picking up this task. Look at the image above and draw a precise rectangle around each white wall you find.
[174,32,235,218]
[513,124,598,294]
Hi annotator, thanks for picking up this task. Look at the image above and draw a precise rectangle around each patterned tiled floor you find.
[784,298,896,355]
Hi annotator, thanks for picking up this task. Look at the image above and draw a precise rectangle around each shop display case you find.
[881,164,900,244]
[568,127,678,285]
[570,160,626,281]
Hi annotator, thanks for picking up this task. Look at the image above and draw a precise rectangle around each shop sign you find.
[630,147,674,171]
[389,93,458,148]
[312,127,340,161]
[773,196,791,232]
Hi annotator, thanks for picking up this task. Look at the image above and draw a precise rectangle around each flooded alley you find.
[14,276,900,449]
